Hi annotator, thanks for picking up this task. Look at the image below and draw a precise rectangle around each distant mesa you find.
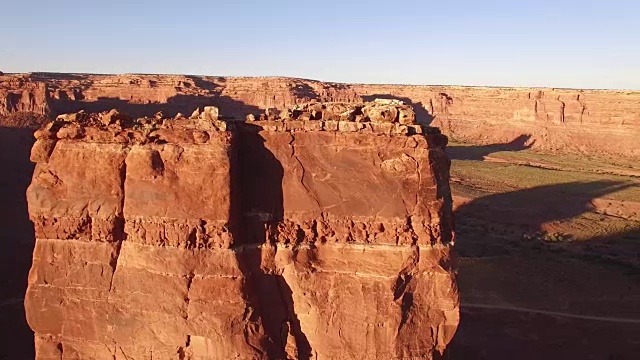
[1,72,639,158]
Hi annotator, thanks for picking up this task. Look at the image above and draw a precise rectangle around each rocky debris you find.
[259,100,417,125]
[243,100,432,136]
[265,107,280,120]
[190,107,201,119]
[101,109,130,126]
[56,110,88,123]
[251,119,430,136]
[201,106,219,121]
[374,98,405,105]
[189,105,220,121]
[38,109,229,145]
[363,102,399,123]
[279,107,292,120]
[24,103,458,359]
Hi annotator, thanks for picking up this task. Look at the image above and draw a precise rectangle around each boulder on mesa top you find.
[200,106,219,121]
[374,98,404,106]
[56,110,88,123]
[280,108,293,120]
[265,108,280,120]
[258,101,416,124]
[101,109,131,126]
[190,107,201,119]
[362,104,399,123]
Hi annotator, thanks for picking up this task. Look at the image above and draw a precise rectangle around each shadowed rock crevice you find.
[0,126,37,359]
[49,93,264,120]
[231,124,312,359]
[235,123,284,245]
[274,274,312,360]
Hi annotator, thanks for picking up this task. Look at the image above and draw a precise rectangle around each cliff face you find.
[25,107,458,359]
[351,84,640,158]
[0,75,49,117]
[2,72,639,158]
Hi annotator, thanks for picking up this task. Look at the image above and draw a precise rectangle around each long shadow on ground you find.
[445,180,640,360]
[447,134,534,161]
[454,180,636,260]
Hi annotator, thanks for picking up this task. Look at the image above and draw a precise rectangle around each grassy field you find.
[449,142,640,202]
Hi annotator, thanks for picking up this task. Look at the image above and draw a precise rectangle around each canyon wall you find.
[351,84,640,159]
[2,72,639,158]
[24,108,458,359]
[0,75,49,117]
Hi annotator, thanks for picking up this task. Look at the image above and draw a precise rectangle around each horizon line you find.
[4,71,640,92]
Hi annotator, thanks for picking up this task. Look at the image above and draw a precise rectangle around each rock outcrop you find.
[25,104,458,359]
[0,74,49,118]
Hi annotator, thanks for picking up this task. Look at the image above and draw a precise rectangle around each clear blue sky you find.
[2,0,638,89]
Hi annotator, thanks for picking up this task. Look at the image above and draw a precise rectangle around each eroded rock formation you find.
[25,103,458,359]
[0,75,49,117]
[2,72,639,159]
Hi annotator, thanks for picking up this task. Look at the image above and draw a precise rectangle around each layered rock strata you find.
[25,104,458,359]
[0,75,49,117]
[2,72,639,158]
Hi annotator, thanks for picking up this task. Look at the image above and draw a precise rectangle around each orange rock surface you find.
[25,106,458,359]
[2,72,639,158]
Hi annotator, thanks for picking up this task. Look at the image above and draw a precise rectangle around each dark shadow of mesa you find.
[455,179,639,265]
[446,179,640,360]
[49,91,263,121]
[447,134,534,161]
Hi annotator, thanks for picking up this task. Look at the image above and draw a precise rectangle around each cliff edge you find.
[25,102,459,359]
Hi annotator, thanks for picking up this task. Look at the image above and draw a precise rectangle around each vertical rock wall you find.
[25,112,458,359]
[238,125,458,359]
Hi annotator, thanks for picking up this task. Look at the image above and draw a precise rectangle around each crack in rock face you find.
[24,103,458,359]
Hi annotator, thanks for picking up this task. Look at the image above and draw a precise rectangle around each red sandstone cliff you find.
[0,75,49,118]
[25,105,458,359]
[2,72,638,158]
